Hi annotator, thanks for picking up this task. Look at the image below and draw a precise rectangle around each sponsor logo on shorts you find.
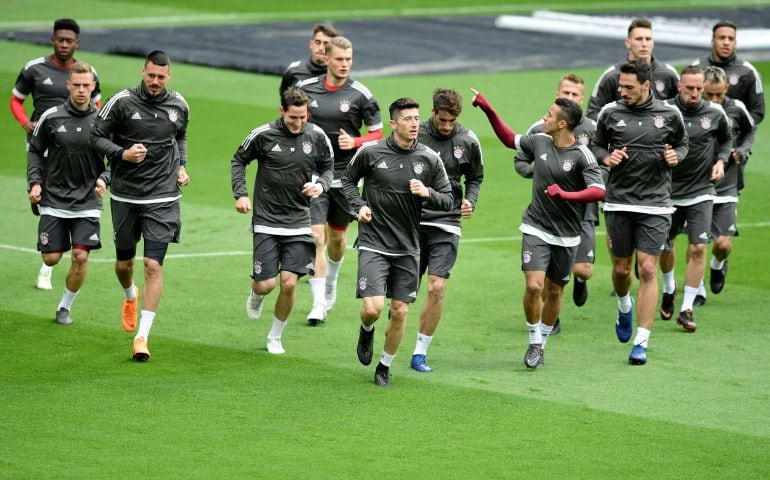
[89,233,99,241]
[409,291,417,298]
[358,277,367,291]
[413,161,424,175]
[653,116,665,128]
[253,261,263,275]
[728,224,736,232]
[39,232,49,246]
[587,250,594,258]
[699,232,709,240]
[700,116,711,130]
[302,142,313,154]
[453,146,464,159]
[339,100,351,113]
[562,274,571,282]
[522,250,532,264]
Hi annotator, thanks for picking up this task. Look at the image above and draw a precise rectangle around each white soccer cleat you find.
[325,280,337,311]
[246,290,264,320]
[36,268,53,290]
[266,337,285,355]
[306,303,327,326]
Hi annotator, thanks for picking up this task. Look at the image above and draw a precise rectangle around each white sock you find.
[124,283,137,300]
[710,256,725,270]
[633,327,650,348]
[527,321,543,345]
[697,279,707,297]
[136,310,155,340]
[309,277,326,306]
[57,288,78,311]
[681,285,698,311]
[268,316,287,339]
[326,257,343,283]
[413,333,432,355]
[540,323,553,348]
[662,270,676,294]
[40,263,53,274]
[617,294,633,313]
[361,321,374,332]
[380,351,395,367]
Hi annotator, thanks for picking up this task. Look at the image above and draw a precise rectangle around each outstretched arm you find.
[470,88,516,149]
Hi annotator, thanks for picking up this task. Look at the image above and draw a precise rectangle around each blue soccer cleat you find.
[410,354,433,373]
[628,344,647,365]
[615,297,634,343]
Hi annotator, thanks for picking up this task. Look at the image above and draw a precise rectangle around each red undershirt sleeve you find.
[353,129,383,148]
[10,96,29,126]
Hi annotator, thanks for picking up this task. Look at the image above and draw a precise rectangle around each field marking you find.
[3,221,769,262]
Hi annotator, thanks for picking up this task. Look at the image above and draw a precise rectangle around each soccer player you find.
[231,87,334,354]
[593,59,689,365]
[701,66,756,297]
[90,50,190,361]
[296,36,383,324]
[342,97,452,387]
[11,18,101,290]
[514,74,604,332]
[659,66,730,332]
[27,62,106,325]
[410,88,484,373]
[279,23,338,97]
[472,91,605,369]
[586,18,679,120]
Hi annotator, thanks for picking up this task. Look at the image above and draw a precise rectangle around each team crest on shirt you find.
[39,232,49,246]
[413,161,425,175]
[253,261,263,275]
[562,159,575,172]
[728,73,740,86]
[577,133,590,145]
[302,142,313,154]
[453,146,464,159]
[522,250,532,264]
[653,116,666,128]
[339,100,351,113]
[358,277,367,291]
[655,79,666,93]
[167,109,178,122]
[700,116,712,129]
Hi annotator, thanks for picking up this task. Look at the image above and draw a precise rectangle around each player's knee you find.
[427,277,446,299]
[390,302,409,321]
[42,252,63,266]
[70,247,90,266]
[280,274,298,292]
[688,243,707,260]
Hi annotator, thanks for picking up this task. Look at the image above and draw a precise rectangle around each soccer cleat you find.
[615,297,634,343]
[660,286,676,320]
[374,363,391,387]
[36,268,53,290]
[122,286,138,332]
[306,303,327,326]
[246,290,264,321]
[523,343,543,369]
[676,309,697,332]
[266,337,285,355]
[710,260,728,294]
[55,307,72,325]
[550,317,561,336]
[573,279,588,307]
[356,325,374,366]
[410,354,432,373]
[325,280,337,311]
[693,294,706,308]
[628,344,647,365]
[132,336,150,361]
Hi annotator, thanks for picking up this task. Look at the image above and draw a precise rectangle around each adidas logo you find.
[89,233,99,241]
[310,100,319,107]
[56,125,67,133]
[408,291,417,298]
[305,262,314,270]
[699,232,709,240]
[562,275,571,282]
[539,154,547,161]
[616,120,626,127]
[728,224,736,232]
[587,250,594,258]
[43,77,53,85]
[271,144,282,152]
[131,112,142,120]
[377,161,387,169]
[659,244,666,250]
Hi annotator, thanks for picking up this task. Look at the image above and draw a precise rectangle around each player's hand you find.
[358,205,372,223]
[731,149,743,165]
[545,183,564,199]
[711,159,725,182]
[235,196,251,214]
[605,146,628,167]
[177,165,189,186]
[302,182,323,199]
[409,179,429,198]
[94,179,107,198]
[338,128,355,150]
[663,144,678,167]
[23,121,37,135]
[470,88,487,109]
[460,198,474,219]
[123,143,147,163]
[28,184,42,204]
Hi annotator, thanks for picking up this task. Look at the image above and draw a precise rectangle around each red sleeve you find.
[472,92,516,149]
[353,129,383,148]
[10,95,29,127]
[547,185,605,203]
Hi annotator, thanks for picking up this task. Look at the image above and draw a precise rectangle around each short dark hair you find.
[680,65,704,78]
[281,86,309,111]
[432,88,462,116]
[712,20,737,35]
[389,97,419,120]
[554,98,582,130]
[53,18,80,36]
[619,59,651,85]
[627,18,652,37]
[314,23,338,38]
[145,50,171,67]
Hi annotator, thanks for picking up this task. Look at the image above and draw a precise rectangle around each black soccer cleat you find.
[356,325,374,366]
[550,317,561,336]
[710,260,728,294]
[676,309,697,332]
[374,362,390,387]
[660,287,676,320]
[573,279,588,307]
[693,294,706,308]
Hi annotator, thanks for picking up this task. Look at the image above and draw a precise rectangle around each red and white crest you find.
[339,100,351,113]
[653,116,666,128]
[302,142,313,154]
[700,116,712,130]
[453,146,464,159]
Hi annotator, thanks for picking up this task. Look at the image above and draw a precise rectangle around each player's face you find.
[51,29,79,63]
[542,104,565,135]
[141,61,171,97]
[712,26,737,60]
[280,104,309,134]
[625,27,653,62]
[703,81,728,104]
[326,46,352,83]
[556,80,584,104]
[618,72,649,106]
[390,108,420,144]
[432,109,458,138]
[678,73,705,108]
[67,71,96,109]
[309,32,333,66]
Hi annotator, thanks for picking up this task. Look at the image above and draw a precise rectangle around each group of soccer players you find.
[12,16,763,386]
